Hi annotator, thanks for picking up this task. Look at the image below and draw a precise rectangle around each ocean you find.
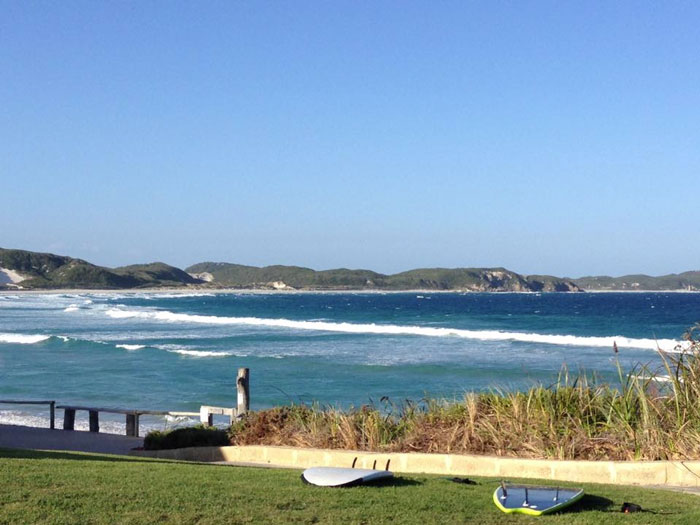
[1,291,698,434]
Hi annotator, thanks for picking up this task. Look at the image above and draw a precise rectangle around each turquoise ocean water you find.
[1,291,698,433]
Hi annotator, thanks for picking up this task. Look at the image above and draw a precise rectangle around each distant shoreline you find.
[578,289,700,294]
[2,287,700,295]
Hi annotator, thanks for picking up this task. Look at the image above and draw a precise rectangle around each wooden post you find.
[88,410,99,432]
[49,401,55,430]
[63,408,75,431]
[237,367,250,415]
[126,414,139,437]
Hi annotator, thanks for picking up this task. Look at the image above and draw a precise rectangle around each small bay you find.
[1,291,698,433]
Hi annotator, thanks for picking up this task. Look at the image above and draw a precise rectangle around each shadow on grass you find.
[569,495,678,517]
[372,476,423,488]
[304,477,423,489]
[0,447,218,467]
[570,494,615,512]
[1,447,166,463]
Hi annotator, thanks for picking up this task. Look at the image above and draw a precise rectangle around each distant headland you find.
[1,247,698,292]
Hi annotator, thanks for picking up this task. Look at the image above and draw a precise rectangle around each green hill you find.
[5,246,697,292]
[384,267,531,291]
[114,262,201,287]
[185,262,581,292]
[0,248,201,289]
[186,262,384,289]
[574,271,700,291]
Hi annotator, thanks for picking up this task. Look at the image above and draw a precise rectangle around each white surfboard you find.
[301,466,394,487]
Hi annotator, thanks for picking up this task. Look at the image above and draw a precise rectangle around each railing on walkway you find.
[0,399,55,429]
[1,367,251,438]
[56,405,202,437]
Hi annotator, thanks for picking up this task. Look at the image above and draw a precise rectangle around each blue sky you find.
[2,1,698,277]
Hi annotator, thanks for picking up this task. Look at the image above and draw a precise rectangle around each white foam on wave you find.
[103,307,688,351]
[0,333,81,345]
[115,344,146,351]
[143,293,216,300]
[151,343,235,358]
[63,299,97,313]
[0,333,51,344]
[165,348,233,358]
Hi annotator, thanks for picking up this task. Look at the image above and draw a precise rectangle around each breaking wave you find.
[0,333,148,351]
[115,344,146,351]
[104,308,687,351]
[158,346,234,358]
[0,333,52,344]
[140,293,216,300]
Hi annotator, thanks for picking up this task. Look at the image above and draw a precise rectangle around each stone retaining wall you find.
[132,445,700,488]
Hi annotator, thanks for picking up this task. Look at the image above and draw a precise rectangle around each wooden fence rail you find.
[0,399,55,429]
[1,367,250,437]
[56,405,202,437]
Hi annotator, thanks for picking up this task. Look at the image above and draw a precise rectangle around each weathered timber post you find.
[63,408,75,431]
[237,367,250,416]
[125,414,139,437]
[49,401,55,430]
[88,410,99,432]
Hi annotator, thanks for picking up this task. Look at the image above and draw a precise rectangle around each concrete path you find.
[0,424,143,455]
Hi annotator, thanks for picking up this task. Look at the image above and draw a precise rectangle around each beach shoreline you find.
[2,287,699,296]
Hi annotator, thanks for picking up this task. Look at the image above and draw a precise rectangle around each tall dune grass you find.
[229,325,700,460]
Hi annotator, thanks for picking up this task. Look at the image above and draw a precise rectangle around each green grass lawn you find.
[2,448,700,524]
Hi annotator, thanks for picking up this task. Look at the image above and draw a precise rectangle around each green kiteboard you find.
[493,482,584,516]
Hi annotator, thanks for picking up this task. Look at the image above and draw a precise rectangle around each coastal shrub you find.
[144,424,229,450]
[228,325,700,460]
[228,401,415,450]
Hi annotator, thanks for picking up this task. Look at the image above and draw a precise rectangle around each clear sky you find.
[2,1,698,277]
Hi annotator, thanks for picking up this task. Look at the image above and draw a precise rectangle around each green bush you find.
[144,425,230,450]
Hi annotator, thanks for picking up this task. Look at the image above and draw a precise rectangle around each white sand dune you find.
[0,267,26,285]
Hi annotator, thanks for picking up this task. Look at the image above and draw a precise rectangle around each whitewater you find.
[1,291,699,432]
[104,307,685,350]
